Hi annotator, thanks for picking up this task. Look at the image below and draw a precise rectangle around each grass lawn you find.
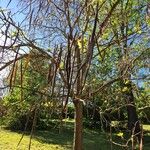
[0,121,150,150]
[0,128,112,150]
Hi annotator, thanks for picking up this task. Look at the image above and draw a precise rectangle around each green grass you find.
[0,122,150,150]
[0,129,70,150]
[0,128,110,150]
[0,126,118,150]
[143,124,150,132]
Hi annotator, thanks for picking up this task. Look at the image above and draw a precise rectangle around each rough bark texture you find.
[73,99,83,150]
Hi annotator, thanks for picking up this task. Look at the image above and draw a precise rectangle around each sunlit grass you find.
[0,129,68,150]
[143,124,150,132]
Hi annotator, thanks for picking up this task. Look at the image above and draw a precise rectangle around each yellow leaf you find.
[125,80,130,85]
[138,30,142,34]
[122,87,128,92]
[117,132,123,137]
[92,78,96,82]
[11,31,18,37]
[77,39,82,49]
[59,62,64,69]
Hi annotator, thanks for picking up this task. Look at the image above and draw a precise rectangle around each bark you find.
[123,83,141,144]
[73,99,83,150]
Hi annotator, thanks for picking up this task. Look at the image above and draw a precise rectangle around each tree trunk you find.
[73,99,83,150]
[126,94,140,136]
[123,82,141,144]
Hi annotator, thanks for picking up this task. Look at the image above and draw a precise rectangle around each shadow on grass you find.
[83,129,111,150]
[143,134,150,150]
[34,127,112,150]
[4,126,126,150]
[3,122,150,150]
[34,128,73,149]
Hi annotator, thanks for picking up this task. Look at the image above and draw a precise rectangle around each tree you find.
[0,0,149,149]
[13,1,121,149]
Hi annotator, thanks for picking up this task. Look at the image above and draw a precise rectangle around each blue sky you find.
[0,1,22,81]
[0,0,25,23]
